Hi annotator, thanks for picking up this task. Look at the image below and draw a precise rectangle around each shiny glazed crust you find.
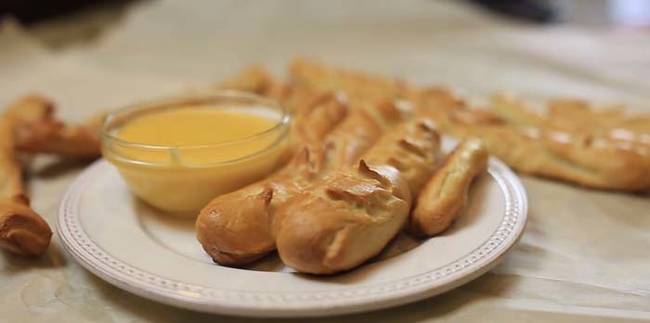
[6,95,103,159]
[448,96,650,191]
[196,95,405,266]
[15,115,103,159]
[0,110,52,256]
[419,91,650,191]
[274,119,441,274]
[410,139,488,237]
[196,92,349,265]
[289,58,413,104]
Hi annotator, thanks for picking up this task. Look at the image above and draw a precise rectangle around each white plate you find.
[57,154,527,317]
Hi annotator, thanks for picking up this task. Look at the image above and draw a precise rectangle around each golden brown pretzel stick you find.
[491,95,627,132]
[0,116,52,256]
[409,87,466,127]
[489,94,544,128]
[410,139,488,237]
[619,116,650,135]
[218,65,289,101]
[4,95,54,123]
[545,100,650,154]
[546,98,626,132]
[196,94,348,265]
[274,119,440,274]
[448,109,650,191]
[424,88,650,191]
[196,99,403,266]
[15,115,104,159]
[492,94,649,149]
[536,129,650,190]
[4,94,103,158]
[289,58,412,104]
[218,65,273,93]
[289,60,471,134]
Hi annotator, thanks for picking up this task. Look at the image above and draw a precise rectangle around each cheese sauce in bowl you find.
[102,91,290,215]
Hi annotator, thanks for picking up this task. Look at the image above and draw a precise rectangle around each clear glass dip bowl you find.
[101,91,290,216]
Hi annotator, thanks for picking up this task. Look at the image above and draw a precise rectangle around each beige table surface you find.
[1,1,649,322]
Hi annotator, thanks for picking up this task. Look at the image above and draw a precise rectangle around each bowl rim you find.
[101,90,290,150]
[101,90,291,167]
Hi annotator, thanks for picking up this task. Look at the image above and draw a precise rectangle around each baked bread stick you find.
[5,94,103,159]
[274,119,440,274]
[411,139,488,237]
[0,116,52,256]
[196,99,403,266]
[196,94,349,265]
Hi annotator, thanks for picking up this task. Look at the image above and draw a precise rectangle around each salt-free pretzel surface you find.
[274,119,441,274]
[4,95,55,123]
[0,115,52,256]
[289,58,413,104]
[5,94,103,159]
[411,139,488,237]
[217,65,289,102]
[293,59,649,192]
[15,115,103,159]
[447,99,650,191]
[196,98,404,266]
[196,91,348,265]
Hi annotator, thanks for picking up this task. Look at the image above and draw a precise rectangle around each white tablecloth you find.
[1,1,649,322]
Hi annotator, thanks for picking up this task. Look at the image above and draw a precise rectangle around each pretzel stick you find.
[218,65,289,101]
[197,97,404,266]
[196,93,349,265]
[4,95,54,123]
[289,58,412,104]
[14,114,103,159]
[489,93,544,128]
[4,94,103,159]
[546,99,626,132]
[0,116,52,256]
[274,119,441,274]
[410,139,488,237]
[448,107,650,191]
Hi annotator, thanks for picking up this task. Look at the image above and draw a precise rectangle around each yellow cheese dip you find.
[102,92,290,215]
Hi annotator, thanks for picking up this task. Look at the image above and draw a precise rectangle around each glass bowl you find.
[101,90,291,215]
